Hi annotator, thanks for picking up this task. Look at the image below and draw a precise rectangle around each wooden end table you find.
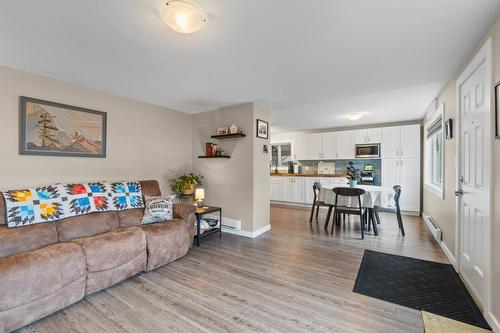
[194,206,222,247]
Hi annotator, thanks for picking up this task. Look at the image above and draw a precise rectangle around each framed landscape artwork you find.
[19,96,107,157]
[256,119,269,139]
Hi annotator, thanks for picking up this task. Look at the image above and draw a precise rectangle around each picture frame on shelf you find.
[256,119,269,139]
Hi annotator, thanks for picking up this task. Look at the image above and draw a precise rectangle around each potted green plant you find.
[170,173,204,196]
[346,162,361,187]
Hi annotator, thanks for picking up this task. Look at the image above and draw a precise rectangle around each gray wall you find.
[192,103,270,233]
[0,66,193,194]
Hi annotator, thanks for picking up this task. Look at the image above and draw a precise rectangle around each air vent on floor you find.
[424,214,442,242]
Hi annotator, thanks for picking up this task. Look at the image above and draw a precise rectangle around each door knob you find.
[455,189,464,197]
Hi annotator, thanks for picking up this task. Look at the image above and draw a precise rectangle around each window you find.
[424,103,444,198]
[271,143,292,167]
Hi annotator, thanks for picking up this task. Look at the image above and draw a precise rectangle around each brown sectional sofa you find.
[0,180,196,333]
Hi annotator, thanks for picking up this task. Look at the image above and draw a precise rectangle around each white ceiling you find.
[0,0,499,133]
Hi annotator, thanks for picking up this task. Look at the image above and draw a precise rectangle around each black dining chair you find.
[309,182,332,224]
[374,185,405,236]
[330,187,372,239]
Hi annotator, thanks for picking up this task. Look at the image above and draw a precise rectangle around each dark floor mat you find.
[353,250,491,330]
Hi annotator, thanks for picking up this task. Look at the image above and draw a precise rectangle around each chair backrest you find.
[331,187,366,210]
[332,187,366,197]
[393,185,401,208]
[312,182,321,202]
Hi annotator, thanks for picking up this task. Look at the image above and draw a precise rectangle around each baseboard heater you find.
[424,214,442,242]
[205,214,241,231]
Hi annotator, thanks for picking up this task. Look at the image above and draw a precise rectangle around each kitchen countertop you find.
[270,173,347,178]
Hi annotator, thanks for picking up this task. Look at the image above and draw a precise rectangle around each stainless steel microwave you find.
[355,144,380,158]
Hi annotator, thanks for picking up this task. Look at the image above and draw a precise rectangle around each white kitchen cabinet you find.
[321,132,336,159]
[270,177,284,201]
[293,177,306,202]
[354,128,381,144]
[400,125,421,158]
[283,177,295,202]
[304,177,321,204]
[366,128,382,143]
[308,133,323,160]
[381,126,400,158]
[381,157,420,213]
[381,158,400,189]
[335,131,355,159]
[381,125,420,158]
[399,158,420,212]
[295,135,309,160]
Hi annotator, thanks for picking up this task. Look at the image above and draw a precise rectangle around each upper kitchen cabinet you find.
[381,125,420,158]
[321,132,336,159]
[335,130,355,159]
[354,128,382,144]
[295,134,309,160]
[308,133,323,160]
[400,124,420,158]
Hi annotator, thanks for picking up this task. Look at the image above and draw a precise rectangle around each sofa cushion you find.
[56,211,119,242]
[139,219,191,271]
[0,242,86,312]
[72,227,146,294]
[0,223,59,259]
[140,180,161,197]
[117,208,144,228]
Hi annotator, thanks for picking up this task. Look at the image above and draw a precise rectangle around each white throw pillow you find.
[141,196,174,224]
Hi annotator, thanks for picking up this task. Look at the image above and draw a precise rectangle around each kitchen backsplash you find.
[298,159,382,186]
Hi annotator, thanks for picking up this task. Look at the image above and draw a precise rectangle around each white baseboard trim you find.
[222,224,271,239]
[485,310,500,333]
[422,212,456,269]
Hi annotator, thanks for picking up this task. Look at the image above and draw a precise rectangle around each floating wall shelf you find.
[210,133,246,139]
[198,156,230,159]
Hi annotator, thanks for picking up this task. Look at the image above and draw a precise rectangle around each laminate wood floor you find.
[17,205,448,333]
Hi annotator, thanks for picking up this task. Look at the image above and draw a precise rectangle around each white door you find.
[400,125,421,158]
[381,158,399,188]
[308,133,322,160]
[322,132,336,159]
[283,177,295,202]
[336,131,355,159]
[366,128,382,143]
[270,177,284,201]
[305,178,320,204]
[458,46,491,305]
[354,129,367,144]
[293,177,305,203]
[381,126,400,158]
[399,158,420,212]
[295,135,308,160]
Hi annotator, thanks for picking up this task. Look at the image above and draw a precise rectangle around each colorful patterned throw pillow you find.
[141,196,174,224]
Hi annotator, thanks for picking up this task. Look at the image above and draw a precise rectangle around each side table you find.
[194,206,222,247]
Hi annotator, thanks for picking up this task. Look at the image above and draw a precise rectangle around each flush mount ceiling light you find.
[344,112,365,121]
[162,0,207,34]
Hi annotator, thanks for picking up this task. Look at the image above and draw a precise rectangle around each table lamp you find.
[195,188,205,208]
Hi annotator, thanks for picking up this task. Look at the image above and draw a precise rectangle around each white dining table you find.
[318,184,395,209]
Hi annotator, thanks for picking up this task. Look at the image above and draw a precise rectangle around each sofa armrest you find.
[173,203,196,225]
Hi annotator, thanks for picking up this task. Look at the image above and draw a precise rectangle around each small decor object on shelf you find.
[346,162,361,187]
[194,188,205,207]
[170,173,204,196]
[19,96,107,158]
[229,124,238,134]
[256,119,269,139]
[217,127,229,135]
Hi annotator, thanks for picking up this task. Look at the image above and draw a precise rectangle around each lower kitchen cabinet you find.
[381,157,420,213]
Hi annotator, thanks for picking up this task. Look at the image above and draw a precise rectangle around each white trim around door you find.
[455,37,493,319]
